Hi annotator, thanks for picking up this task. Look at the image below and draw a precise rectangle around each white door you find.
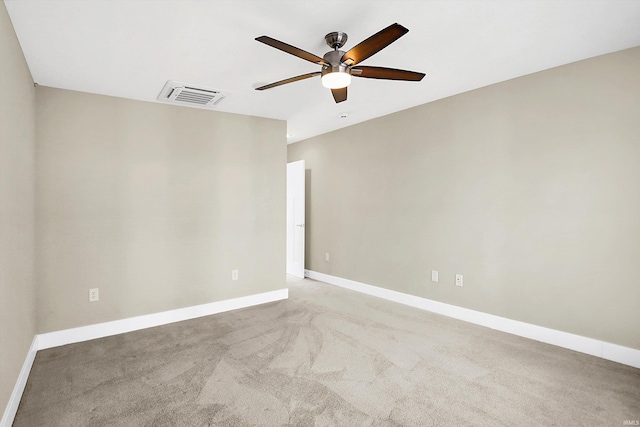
[286,160,305,278]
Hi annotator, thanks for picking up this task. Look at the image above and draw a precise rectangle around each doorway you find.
[286,160,305,278]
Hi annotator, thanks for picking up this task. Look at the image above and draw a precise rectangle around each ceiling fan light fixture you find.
[321,70,352,89]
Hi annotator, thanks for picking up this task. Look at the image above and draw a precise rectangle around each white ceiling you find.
[6,0,640,143]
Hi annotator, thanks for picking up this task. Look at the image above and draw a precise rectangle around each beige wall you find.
[0,0,36,413]
[36,87,286,333]
[288,47,640,350]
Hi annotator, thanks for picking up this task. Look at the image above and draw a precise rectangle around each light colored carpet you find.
[14,277,640,426]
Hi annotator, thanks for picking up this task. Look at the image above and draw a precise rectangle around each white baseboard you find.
[2,288,288,426]
[305,270,640,369]
[1,336,38,427]
[37,288,288,350]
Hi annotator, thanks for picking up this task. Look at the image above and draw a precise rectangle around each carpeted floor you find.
[14,277,640,426]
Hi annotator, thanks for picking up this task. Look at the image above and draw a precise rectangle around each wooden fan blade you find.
[352,66,425,81]
[340,23,408,66]
[256,36,328,65]
[255,72,321,91]
[331,87,347,103]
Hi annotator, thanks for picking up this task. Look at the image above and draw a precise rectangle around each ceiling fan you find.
[255,23,425,103]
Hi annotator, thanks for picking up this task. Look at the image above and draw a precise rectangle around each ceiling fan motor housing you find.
[322,50,351,77]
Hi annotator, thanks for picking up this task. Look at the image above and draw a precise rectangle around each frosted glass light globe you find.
[321,71,352,89]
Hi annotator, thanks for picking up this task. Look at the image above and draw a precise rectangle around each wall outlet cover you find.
[455,274,463,287]
[431,270,439,282]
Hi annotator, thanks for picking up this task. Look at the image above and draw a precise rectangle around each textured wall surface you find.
[289,47,640,349]
[36,87,286,333]
[0,0,36,414]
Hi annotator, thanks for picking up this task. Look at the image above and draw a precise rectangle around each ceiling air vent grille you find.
[157,80,225,109]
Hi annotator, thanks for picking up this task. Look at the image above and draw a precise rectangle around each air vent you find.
[157,80,225,108]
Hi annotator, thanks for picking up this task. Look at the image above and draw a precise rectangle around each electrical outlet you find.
[455,274,463,287]
[431,270,439,283]
[89,288,99,302]
[325,253,330,262]
[232,269,238,281]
